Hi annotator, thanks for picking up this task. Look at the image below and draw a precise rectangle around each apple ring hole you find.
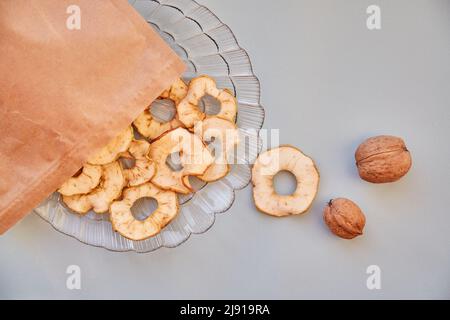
[273,170,298,196]
[166,152,184,172]
[119,157,136,170]
[204,136,218,157]
[199,94,221,116]
[131,197,157,221]
[184,176,208,193]
[150,98,176,123]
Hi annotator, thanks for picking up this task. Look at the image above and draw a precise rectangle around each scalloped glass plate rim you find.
[33,0,264,252]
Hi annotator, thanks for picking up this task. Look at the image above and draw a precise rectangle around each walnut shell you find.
[355,135,412,183]
[323,198,365,239]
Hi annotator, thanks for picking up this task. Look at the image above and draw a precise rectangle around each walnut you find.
[323,198,366,239]
[355,135,412,183]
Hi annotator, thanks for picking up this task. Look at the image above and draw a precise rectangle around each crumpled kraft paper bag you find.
[0,0,185,234]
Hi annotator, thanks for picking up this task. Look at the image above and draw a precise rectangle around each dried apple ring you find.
[193,117,239,182]
[123,140,156,187]
[110,182,179,241]
[58,164,102,196]
[159,78,188,104]
[133,111,183,141]
[252,146,320,217]
[133,78,187,140]
[177,76,237,128]
[150,127,214,194]
[62,161,126,214]
[87,126,134,165]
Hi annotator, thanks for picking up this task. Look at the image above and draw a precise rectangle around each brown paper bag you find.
[0,0,185,234]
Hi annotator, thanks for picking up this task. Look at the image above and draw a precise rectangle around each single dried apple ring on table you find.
[58,164,102,196]
[62,161,126,214]
[150,127,214,194]
[123,140,156,187]
[110,182,179,241]
[252,146,320,217]
[133,78,187,140]
[87,126,134,165]
[177,75,237,128]
[193,117,239,182]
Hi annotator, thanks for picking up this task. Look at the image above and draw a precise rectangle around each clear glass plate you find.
[34,0,264,252]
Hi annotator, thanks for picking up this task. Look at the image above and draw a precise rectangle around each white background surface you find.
[1,0,449,299]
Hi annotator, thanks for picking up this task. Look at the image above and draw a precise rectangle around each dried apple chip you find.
[123,140,156,187]
[58,164,102,196]
[177,76,237,128]
[62,161,125,214]
[110,182,179,241]
[87,126,134,165]
[252,146,319,217]
[150,127,214,194]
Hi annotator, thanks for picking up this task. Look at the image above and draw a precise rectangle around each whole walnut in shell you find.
[355,135,412,183]
[323,198,365,239]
